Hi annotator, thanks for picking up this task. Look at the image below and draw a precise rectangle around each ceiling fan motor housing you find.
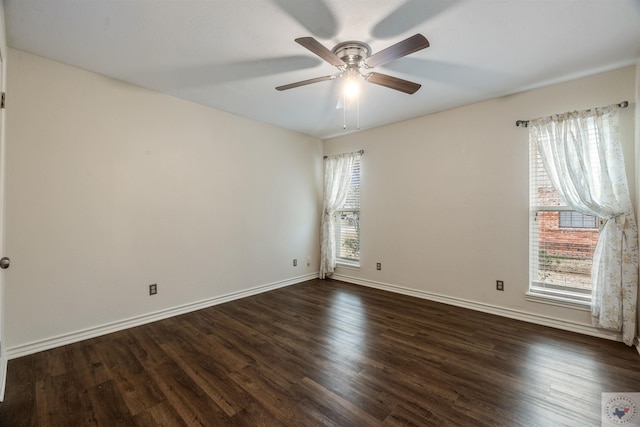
[332,41,371,72]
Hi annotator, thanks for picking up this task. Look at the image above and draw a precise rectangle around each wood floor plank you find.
[86,380,138,426]
[160,337,251,417]
[110,370,166,417]
[133,401,189,427]
[121,327,174,370]
[33,345,68,379]
[229,401,288,427]
[228,365,321,426]
[1,355,37,426]
[35,374,95,426]
[2,278,640,426]
[293,376,385,425]
[63,342,112,389]
[146,360,230,426]
[94,333,145,378]
[383,401,453,427]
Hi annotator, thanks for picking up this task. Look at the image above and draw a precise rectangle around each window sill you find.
[336,260,360,270]
[526,291,591,311]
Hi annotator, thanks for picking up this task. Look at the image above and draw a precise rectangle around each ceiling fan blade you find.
[366,72,421,94]
[295,37,346,67]
[273,0,337,39]
[276,75,336,91]
[372,0,461,38]
[364,34,429,68]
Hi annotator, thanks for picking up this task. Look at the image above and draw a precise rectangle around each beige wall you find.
[5,49,323,351]
[324,65,637,332]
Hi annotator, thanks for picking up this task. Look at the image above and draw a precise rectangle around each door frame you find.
[0,1,9,401]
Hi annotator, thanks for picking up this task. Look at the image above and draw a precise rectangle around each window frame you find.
[528,140,600,309]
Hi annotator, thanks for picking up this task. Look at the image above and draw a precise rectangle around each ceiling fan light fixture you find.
[343,78,361,100]
[343,68,362,100]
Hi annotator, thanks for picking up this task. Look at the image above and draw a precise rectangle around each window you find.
[559,211,598,229]
[335,155,360,265]
[529,139,600,306]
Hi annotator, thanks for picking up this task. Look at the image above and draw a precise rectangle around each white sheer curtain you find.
[530,105,639,345]
[319,153,357,279]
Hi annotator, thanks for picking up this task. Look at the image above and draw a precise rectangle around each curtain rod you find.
[515,100,629,128]
[323,149,364,159]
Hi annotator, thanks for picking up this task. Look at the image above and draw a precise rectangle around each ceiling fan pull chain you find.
[356,96,360,131]
[343,93,347,130]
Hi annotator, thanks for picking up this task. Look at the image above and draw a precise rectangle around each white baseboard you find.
[6,273,318,360]
[332,274,622,342]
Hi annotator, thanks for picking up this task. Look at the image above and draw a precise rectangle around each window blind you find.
[529,133,599,298]
[336,156,360,262]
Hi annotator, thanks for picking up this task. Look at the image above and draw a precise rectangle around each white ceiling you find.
[4,0,640,139]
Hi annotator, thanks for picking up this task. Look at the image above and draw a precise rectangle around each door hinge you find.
[1,92,5,109]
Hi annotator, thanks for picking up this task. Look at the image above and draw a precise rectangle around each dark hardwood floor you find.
[1,279,639,426]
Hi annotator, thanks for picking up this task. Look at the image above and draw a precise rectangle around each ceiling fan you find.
[276,34,429,95]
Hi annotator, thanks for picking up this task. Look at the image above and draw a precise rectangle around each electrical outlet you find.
[376,262,381,271]
[293,259,297,267]
[149,284,157,295]
[496,280,504,291]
